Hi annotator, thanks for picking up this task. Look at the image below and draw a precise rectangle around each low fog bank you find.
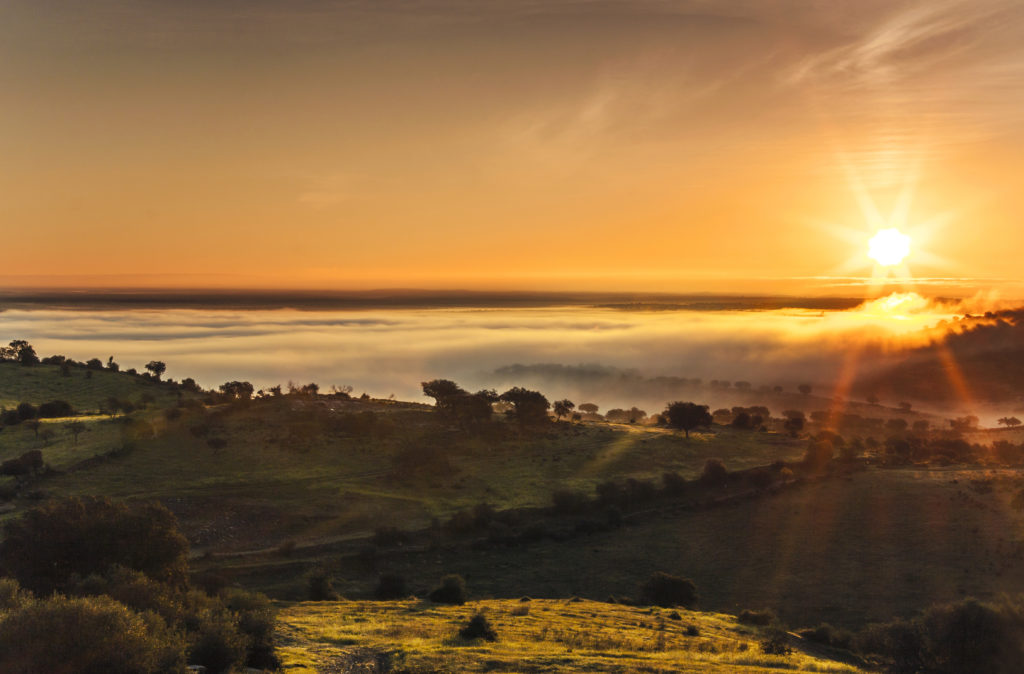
[2,295,1021,421]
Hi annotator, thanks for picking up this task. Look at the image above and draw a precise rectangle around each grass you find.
[20,394,807,553]
[0,362,187,413]
[275,598,866,673]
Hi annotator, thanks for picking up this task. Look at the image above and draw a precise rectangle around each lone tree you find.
[783,410,805,437]
[65,420,86,444]
[421,379,466,414]
[798,384,812,396]
[145,361,166,380]
[499,387,550,425]
[552,399,575,421]
[998,417,1022,428]
[663,401,712,439]
[1,340,39,365]
[219,380,255,401]
[578,403,599,414]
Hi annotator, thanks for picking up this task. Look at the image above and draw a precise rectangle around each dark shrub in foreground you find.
[374,573,408,600]
[1,497,189,594]
[428,574,467,605]
[639,572,697,608]
[459,612,497,641]
[0,594,186,673]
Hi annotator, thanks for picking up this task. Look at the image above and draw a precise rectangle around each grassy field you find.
[217,465,1024,633]
[0,361,187,412]
[21,395,807,553]
[275,598,865,673]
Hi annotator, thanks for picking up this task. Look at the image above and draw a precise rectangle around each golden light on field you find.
[867,228,911,267]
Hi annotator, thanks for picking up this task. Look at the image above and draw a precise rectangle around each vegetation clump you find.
[639,572,697,608]
[428,574,467,605]
[458,611,497,641]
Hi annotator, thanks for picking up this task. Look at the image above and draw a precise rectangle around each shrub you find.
[374,573,408,600]
[459,612,497,641]
[428,574,467,604]
[307,570,339,601]
[738,608,776,626]
[222,589,281,671]
[37,400,73,418]
[0,594,186,673]
[1,497,189,594]
[639,572,697,608]
[699,458,728,487]
[16,402,36,421]
[761,629,792,655]
[798,623,853,650]
[188,611,248,674]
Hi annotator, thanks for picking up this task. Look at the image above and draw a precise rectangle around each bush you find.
[16,402,36,421]
[37,400,73,418]
[699,458,728,487]
[307,570,339,601]
[459,612,497,641]
[1,497,189,594]
[374,573,408,600]
[0,594,186,673]
[188,612,248,674]
[761,629,792,655]
[222,589,281,671]
[639,572,697,608]
[738,608,776,626]
[428,574,467,605]
[798,623,852,650]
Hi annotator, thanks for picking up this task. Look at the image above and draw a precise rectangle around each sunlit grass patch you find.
[276,598,867,673]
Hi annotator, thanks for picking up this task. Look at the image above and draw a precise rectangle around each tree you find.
[16,402,37,421]
[1,340,38,366]
[106,355,119,371]
[798,384,812,396]
[66,420,86,444]
[912,419,931,433]
[866,393,880,405]
[145,360,167,380]
[553,399,575,421]
[421,379,465,410]
[219,380,254,401]
[499,387,550,425]
[886,418,908,432]
[578,403,599,414]
[1,497,189,594]
[783,410,805,437]
[663,401,712,439]
[998,417,1022,428]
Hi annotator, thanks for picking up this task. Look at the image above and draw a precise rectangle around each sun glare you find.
[867,228,911,267]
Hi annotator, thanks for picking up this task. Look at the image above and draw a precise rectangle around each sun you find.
[867,228,911,267]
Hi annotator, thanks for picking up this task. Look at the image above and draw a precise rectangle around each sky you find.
[3,0,1024,294]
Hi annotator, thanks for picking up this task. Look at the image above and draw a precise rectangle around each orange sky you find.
[3,1,1024,295]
